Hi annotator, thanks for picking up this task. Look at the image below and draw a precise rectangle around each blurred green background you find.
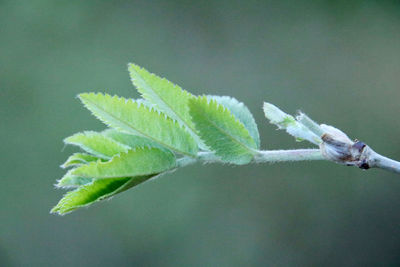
[1,0,400,266]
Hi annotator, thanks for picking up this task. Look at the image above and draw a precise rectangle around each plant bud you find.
[319,124,369,169]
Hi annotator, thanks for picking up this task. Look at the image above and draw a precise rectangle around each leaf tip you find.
[50,205,63,215]
[263,102,294,125]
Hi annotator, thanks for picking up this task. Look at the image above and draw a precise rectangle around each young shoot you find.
[51,63,400,215]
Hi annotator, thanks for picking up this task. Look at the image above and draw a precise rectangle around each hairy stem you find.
[254,149,324,163]
[296,113,324,138]
[177,149,325,168]
[370,153,400,174]
[362,147,400,174]
[176,147,400,175]
[198,150,325,163]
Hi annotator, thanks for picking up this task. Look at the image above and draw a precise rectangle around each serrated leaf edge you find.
[128,63,208,150]
[190,96,258,158]
[71,146,176,179]
[78,92,198,157]
[64,131,131,160]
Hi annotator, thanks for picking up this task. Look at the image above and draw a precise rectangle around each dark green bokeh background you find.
[2,1,400,266]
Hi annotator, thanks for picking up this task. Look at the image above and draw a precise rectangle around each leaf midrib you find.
[132,69,201,144]
[198,107,257,155]
[76,171,161,179]
[84,96,195,157]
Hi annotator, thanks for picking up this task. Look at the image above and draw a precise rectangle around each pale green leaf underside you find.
[78,93,198,156]
[102,129,169,152]
[64,131,129,159]
[56,169,93,188]
[51,175,154,215]
[71,147,176,179]
[189,96,257,165]
[263,102,320,145]
[61,153,101,168]
[208,95,260,149]
[128,64,204,145]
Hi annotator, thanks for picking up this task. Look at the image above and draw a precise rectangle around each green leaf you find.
[71,147,176,179]
[56,169,93,188]
[102,129,168,152]
[128,63,204,147]
[61,153,102,168]
[78,93,198,157]
[208,95,260,149]
[189,96,257,164]
[51,175,154,215]
[64,131,130,159]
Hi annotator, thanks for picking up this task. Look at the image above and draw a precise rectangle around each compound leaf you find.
[71,147,176,179]
[208,95,260,149]
[78,93,198,156]
[189,96,257,165]
[64,131,130,159]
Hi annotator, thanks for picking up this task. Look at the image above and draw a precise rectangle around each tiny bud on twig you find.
[319,124,400,173]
